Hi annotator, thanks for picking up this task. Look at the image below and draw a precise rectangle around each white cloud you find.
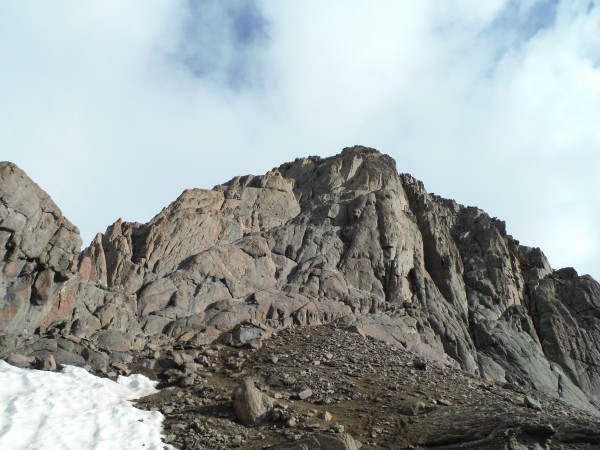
[0,0,599,278]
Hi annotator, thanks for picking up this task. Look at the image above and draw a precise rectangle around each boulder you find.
[38,354,57,371]
[5,353,34,368]
[232,379,274,426]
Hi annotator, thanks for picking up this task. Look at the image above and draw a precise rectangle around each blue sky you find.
[492,0,559,39]
[0,0,599,279]
[174,0,269,89]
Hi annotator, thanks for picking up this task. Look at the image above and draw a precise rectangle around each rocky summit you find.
[2,146,600,449]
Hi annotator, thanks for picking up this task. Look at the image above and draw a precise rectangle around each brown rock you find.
[3,260,25,278]
[6,353,35,368]
[39,354,57,371]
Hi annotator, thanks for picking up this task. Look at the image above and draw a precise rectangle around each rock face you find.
[0,162,81,334]
[1,147,600,415]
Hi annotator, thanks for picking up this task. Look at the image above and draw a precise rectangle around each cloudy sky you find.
[1,0,599,279]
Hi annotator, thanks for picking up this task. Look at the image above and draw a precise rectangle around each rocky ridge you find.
[1,147,600,446]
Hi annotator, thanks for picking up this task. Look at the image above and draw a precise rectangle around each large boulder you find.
[232,379,274,426]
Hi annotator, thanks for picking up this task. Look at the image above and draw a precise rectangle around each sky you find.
[0,361,170,449]
[0,0,599,279]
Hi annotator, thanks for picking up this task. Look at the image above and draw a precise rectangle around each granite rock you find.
[2,148,600,417]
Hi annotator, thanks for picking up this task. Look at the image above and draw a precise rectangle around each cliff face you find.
[1,147,600,413]
[0,162,82,334]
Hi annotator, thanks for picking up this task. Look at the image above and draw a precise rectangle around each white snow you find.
[0,361,172,450]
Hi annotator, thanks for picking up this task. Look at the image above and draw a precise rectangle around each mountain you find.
[2,147,600,447]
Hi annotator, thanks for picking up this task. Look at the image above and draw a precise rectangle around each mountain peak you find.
[1,148,600,425]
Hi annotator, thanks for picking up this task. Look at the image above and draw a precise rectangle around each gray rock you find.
[297,388,313,400]
[5,353,34,368]
[232,379,274,426]
[51,349,86,367]
[413,358,427,370]
[93,330,132,352]
[524,395,543,411]
[400,401,426,416]
[38,354,57,371]
[3,147,600,418]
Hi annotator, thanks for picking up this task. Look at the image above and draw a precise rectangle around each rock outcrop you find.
[1,147,600,416]
[0,162,81,334]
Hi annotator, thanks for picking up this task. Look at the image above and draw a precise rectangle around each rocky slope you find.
[136,324,600,449]
[1,146,600,423]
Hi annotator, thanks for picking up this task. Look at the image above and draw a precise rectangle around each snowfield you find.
[0,361,171,450]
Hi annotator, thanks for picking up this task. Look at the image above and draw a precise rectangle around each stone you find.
[3,260,26,278]
[298,388,313,400]
[286,417,297,428]
[232,379,274,426]
[183,362,199,374]
[93,330,132,352]
[39,354,57,371]
[51,349,86,367]
[221,324,273,347]
[413,358,427,371]
[31,269,55,306]
[400,402,426,416]
[5,353,34,368]
[524,395,542,411]
[332,424,346,433]
[321,411,333,421]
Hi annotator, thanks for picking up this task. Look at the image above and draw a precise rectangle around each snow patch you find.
[0,360,173,450]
